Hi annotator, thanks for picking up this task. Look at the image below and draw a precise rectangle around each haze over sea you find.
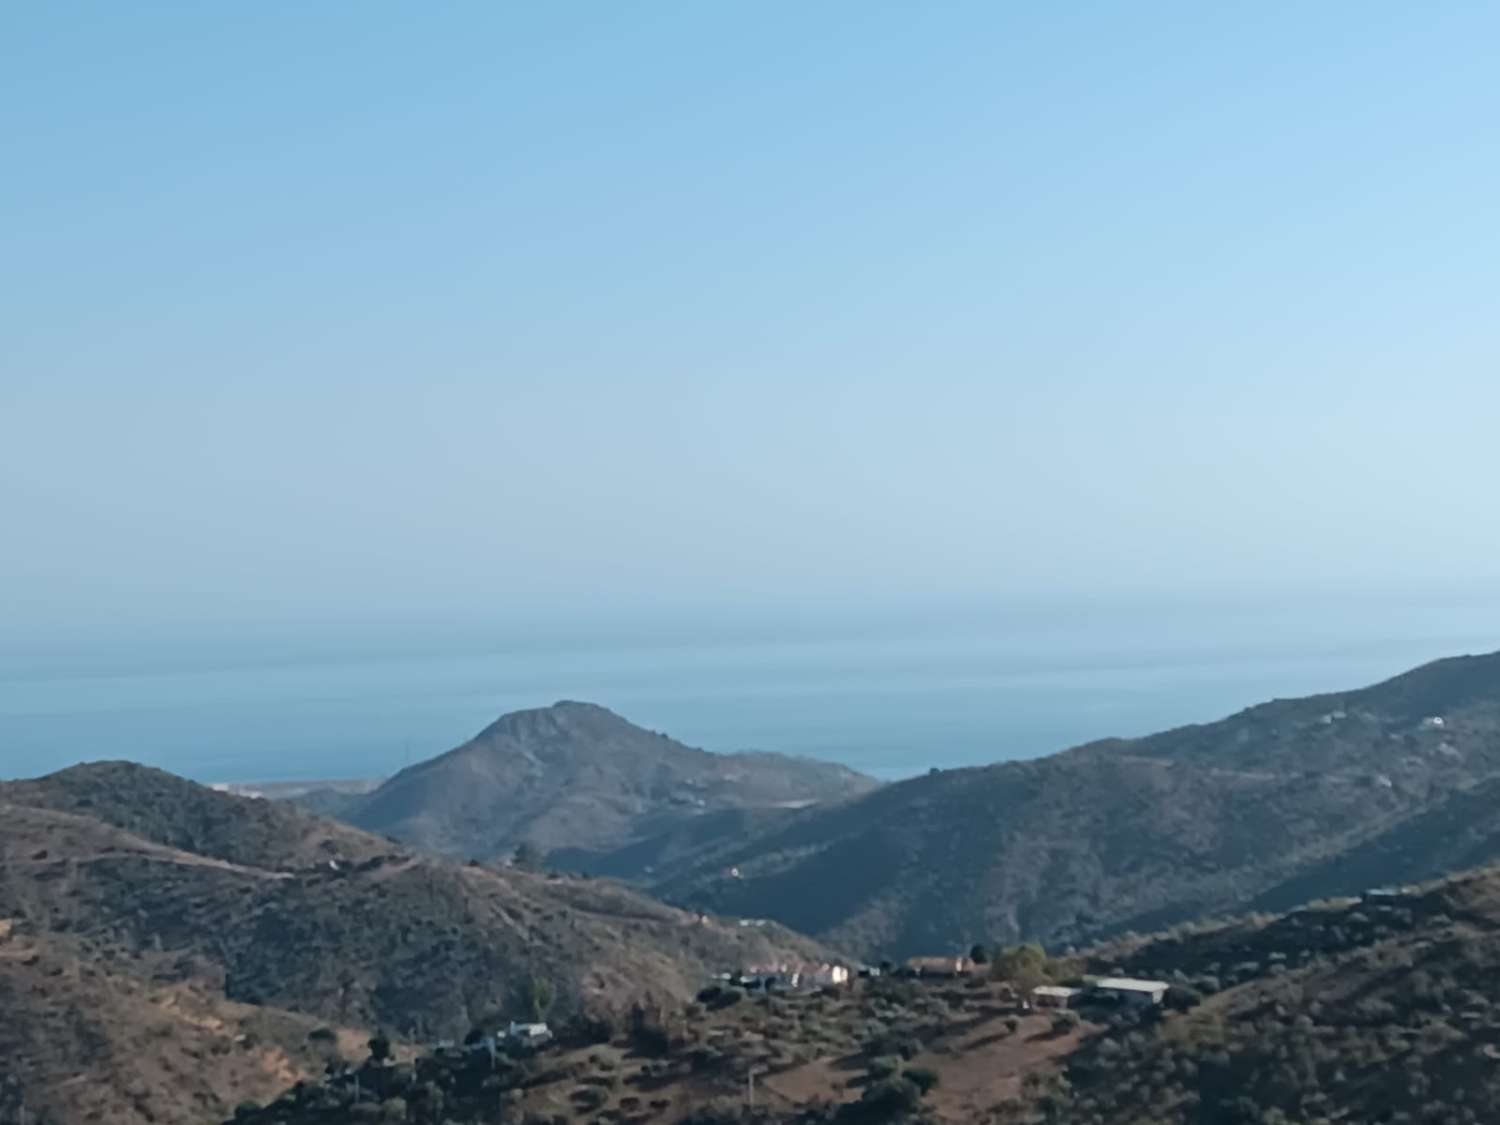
[6,594,1497,784]
[8,8,1500,792]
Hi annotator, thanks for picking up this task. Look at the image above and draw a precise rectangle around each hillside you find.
[0,763,834,1125]
[344,701,877,862]
[650,650,1500,959]
[2,760,394,870]
[222,861,1500,1125]
[1037,865,1500,1125]
[220,778,384,821]
[224,942,1089,1125]
[0,927,368,1125]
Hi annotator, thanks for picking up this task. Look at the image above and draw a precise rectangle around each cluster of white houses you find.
[891,959,1171,1008]
[723,956,1170,1009]
[722,962,853,991]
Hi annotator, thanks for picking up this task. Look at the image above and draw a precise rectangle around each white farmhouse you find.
[505,1021,553,1048]
[1032,985,1083,1008]
[1092,977,1168,1007]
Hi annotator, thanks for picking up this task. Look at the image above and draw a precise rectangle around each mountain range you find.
[636,650,1500,958]
[247,652,1500,963]
[259,654,1500,962]
[14,647,1500,1123]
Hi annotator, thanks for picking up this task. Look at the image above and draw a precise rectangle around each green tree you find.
[530,976,555,1023]
[992,943,1050,993]
[866,1055,901,1080]
[906,1066,940,1096]
[841,1077,922,1122]
[367,1031,393,1064]
[308,1025,342,1067]
[512,841,543,871]
[969,942,990,965]
[1050,1010,1081,1035]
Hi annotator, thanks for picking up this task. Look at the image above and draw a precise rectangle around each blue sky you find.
[4,2,1500,658]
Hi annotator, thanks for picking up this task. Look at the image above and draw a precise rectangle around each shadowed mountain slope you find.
[649,650,1500,958]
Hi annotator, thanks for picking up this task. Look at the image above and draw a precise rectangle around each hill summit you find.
[345,701,877,860]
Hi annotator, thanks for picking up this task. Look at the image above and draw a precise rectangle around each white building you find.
[1032,985,1083,1008]
[802,963,851,988]
[505,1021,553,1047]
[741,962,851,991]
[1092,977,1168,1007]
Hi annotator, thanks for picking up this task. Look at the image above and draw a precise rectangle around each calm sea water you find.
[3,603,1498,783]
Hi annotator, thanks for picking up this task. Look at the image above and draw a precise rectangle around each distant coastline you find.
[6,605,1497,785]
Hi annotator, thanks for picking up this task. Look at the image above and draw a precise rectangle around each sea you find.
[4,597,1499,784]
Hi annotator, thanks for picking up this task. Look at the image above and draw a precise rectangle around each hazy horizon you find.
[5,4,1499,779]
[6,591,1500,783]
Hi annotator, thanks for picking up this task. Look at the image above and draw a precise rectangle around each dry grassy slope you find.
[653,650,1500,959]
[0,927,361,1125]
[1,760,394,870]
[225,858,1500,1125]
[346,700,877,860]
[0,786,830,1037]
[229,968,1090,1125]
[220,853,1500,1125]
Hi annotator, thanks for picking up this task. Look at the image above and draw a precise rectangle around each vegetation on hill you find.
[342,701,877,863]
[222,961,1080,1124]
[19,653,1500,1123]
[222,860,1500,1124]
[2,760,392,871]
[1019,866,1500,1124]
[0,764,830,1125]
[0,924,372,1125]
[649,651,1500,959]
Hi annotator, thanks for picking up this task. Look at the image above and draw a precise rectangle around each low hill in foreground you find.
[225,860,1500,1124]
[342,700,877,862]
[0,763,830,1125]
[1044,864,1500,1124]
[647,650,1500,958]
[0,928,365,1125]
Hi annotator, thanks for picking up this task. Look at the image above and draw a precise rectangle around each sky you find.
[4,1,1500,668]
